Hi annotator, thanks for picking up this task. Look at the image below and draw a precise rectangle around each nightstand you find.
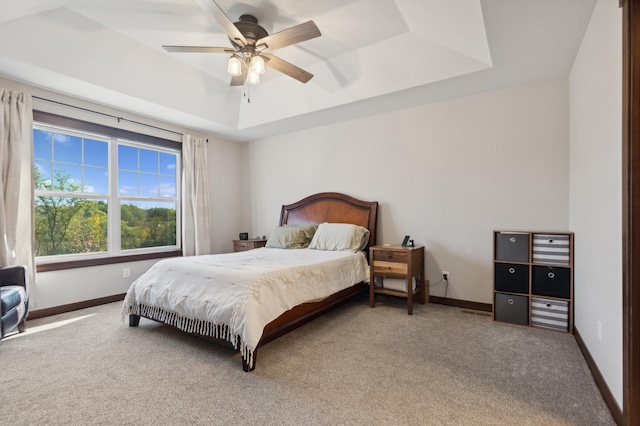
[369,245,427,315]
[233,239,267,252]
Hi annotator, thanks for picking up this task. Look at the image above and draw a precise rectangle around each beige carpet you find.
[0,294,615,425]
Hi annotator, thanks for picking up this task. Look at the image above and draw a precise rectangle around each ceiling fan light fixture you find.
[250,55,265,75]
[227,55,243,76]
[247,68,261,85]
[164,4,321,89]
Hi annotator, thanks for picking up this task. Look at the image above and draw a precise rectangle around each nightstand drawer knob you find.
[509,237,516,243]
[548,272,555,279]
[508,267,515,274]
[507,299,514,305]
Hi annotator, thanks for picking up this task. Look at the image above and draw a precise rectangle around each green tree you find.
[35,168,176,255]
[120,204,176,249]
[34,168,107,256]
[67,201,108,253]
[146,207,176,247]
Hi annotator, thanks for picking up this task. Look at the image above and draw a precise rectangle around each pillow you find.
[265,224,318,249]
[308,223,370,252]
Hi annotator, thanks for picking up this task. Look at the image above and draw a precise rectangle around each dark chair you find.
[0,265,29,339]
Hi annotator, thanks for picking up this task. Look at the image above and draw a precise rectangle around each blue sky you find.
[33,129,177,197]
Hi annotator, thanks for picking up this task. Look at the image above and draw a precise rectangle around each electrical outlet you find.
[597,320,602,342]
[123,267,131,278]
[442,271,449,282]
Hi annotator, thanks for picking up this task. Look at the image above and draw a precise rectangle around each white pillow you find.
[308,223,370,252]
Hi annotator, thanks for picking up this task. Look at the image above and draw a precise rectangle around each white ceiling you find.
[0,0,596,142]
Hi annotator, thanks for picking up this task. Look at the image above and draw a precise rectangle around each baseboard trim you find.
[428,296,492,312]
[574,327,623,425]
[28,293,126,320]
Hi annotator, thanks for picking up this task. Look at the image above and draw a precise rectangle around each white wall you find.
[569,0,622,408]
[0,77,249,310]
[248,77,570,304]
[206,136,250,254]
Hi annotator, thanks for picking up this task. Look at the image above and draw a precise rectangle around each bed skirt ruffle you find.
[125,303,254,369]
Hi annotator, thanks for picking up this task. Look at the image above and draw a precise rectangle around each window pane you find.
[84,139,108,167]
[140,149,158,173]
[53,133,82,164]
[159,175,176,197]
[121,201,176,250]
[84,166,108,194]
[35,197,108,256]
[139,173,158,197]
[118,171,138,195]
[118,145,138,171]
[160,152,176,175]
[33,123,181,260]
[35,161,52,190]
[33,129,52,160]
[53,164,83,192]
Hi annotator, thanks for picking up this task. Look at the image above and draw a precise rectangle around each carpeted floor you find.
[0,294,615,425]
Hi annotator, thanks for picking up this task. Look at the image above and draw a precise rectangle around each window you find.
[33,122,181,264]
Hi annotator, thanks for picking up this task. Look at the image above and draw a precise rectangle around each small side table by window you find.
[369,244,427,315]
[233,239,267,252]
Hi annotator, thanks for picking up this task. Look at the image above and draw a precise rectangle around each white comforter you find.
[123,248,369,366]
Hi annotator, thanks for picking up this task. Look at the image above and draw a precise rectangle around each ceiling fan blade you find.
[230,69,247,86]
[163,45,235,53]
[194,0,247,47]
[262,54,313,84]
[257,21,321,52]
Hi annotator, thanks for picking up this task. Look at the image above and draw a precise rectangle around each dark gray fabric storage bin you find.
[532,265,571,299]
[495,232,530,263]
[494,263,529,294]
[494,293,529,325]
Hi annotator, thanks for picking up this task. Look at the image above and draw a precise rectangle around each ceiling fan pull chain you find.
[243,80,251,103]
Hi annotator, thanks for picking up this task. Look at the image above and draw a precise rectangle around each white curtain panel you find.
[0,88,35,289]
[181,134,212,256]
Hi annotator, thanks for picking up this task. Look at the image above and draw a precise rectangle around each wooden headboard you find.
[279,192,378,248]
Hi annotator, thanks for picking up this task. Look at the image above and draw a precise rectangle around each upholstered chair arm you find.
[0,265,28,290]
[0,265,29,335]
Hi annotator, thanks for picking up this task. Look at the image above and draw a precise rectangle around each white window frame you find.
[34,122,181,264]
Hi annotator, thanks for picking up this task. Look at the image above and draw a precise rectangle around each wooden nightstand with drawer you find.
[233,239,267,252]
[369,245,427,315]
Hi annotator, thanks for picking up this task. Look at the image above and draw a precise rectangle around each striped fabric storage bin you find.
[532,233,570,265]
[531,297,569,332]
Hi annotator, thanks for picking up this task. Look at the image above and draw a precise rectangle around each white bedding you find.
[122,248,369,367]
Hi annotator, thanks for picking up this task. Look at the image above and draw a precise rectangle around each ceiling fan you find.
[163,0,321,86]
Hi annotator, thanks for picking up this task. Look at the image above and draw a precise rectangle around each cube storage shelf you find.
[493,230,574,333]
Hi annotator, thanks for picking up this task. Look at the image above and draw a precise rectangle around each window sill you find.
[36,250,182,272]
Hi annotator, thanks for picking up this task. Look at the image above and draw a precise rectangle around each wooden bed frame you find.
[129,192,378,372]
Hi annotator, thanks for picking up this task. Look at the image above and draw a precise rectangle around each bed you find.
[123,192,378,371]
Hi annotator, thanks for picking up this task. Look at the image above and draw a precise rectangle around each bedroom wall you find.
[247,77,570,304]
[569,0,622,408]
[0,77,249,310]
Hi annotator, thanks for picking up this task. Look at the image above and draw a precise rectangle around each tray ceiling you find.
[0,0,596,141]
